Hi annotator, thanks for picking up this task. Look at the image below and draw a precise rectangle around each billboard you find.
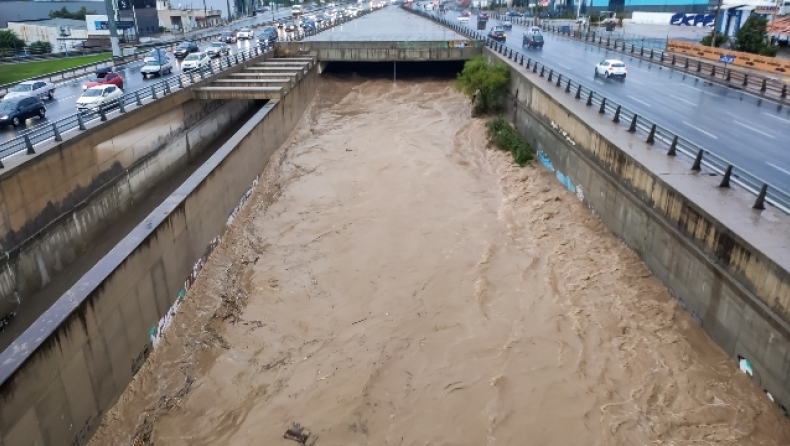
[86,14,135,35]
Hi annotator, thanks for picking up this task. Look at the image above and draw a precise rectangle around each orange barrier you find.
[667,40,790,74]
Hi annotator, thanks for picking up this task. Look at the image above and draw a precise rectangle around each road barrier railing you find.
[0,2,359,98]
[486,14,788,103]
[0,7,366,168]
[403,6,790,215]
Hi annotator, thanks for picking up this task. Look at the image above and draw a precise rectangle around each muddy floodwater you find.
[89,73,790,446]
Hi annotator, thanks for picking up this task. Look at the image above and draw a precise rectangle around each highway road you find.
[443,10,790,195]
[0,5,348,144]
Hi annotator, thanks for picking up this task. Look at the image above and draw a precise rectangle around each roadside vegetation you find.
[0,53,111,85]
[486,117,533,166]
[701,15,779,56]
[455,55,510,116]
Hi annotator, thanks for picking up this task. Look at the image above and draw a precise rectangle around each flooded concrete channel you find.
[84,66,790,445]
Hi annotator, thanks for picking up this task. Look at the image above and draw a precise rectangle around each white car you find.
[181,52,211,72]
[595,59,627,80]
[5,80,55,100]
[76,85,123,112]
[237,27,254,39]
[140,55,172,78]
[292,5,303,15]
[458,15,469,22]
[205,41,230,57]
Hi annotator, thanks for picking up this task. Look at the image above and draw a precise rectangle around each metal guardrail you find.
[404,6,790,215]
[489,14,789,103]
[0,9,365,169]
[0,3,350,97]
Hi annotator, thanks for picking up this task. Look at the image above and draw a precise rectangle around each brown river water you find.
[88,72,790,446]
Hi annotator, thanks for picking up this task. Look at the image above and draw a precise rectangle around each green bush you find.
[701,32,729,47]
[759,45,779,57]
[28,41,52,54]
[733,15,768,54]
[486,117,533,166]
[455,55,510,116]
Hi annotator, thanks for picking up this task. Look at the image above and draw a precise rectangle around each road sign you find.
[719,54,735,64]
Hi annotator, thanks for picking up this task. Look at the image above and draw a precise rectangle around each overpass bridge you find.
[2,4,790,446]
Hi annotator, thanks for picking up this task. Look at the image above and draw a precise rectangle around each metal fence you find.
[0,2,354,97]
[404,6,790,215]
[489,14,789,103]
[0,9,365,168]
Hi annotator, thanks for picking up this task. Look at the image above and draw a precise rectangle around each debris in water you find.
[284,423,311,444]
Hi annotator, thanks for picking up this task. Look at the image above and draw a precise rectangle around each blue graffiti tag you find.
[556,170,576,193]
[537,150,555,172]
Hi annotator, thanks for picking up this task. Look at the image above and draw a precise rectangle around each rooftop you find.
[7,18,88,29]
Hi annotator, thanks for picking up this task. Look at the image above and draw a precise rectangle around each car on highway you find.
[237,27,254,39]
[506,11,523,17]
[285,20,297,32]
[315,14,326,24]
[144,48,169,64]
[140,54,172,78]
[523,32,544,48]
[219,30,237,43]
[76,85,123,112]
[576,16,589,26]
[292,4,303,16]
[0,96,46,127]
[84,70,124,91]
[488,28,506,42]
[478,12,489,20]
[4,80,55,101]
[259,26,278,44]
[174,41,199,58]
[181,52,211,72]
[594,59,627,80]
[458,14,469,22]
[206,41,231,57]
[500,19,512,30]
[303,19,317,33]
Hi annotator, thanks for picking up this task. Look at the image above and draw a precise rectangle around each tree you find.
[455,55,511,116]
[0,29,24,51]
[49,6,95,21]
[733,14,768,54]
[28,40,52,54]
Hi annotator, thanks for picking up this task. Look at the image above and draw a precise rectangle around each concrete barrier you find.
[0,61,317,446]
[275,40,482,61]
[484,48,790,409]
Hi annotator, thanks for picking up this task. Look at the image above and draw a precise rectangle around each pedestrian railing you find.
[403,6,790,215]
[0,7,367,168]
[486,14,788,103]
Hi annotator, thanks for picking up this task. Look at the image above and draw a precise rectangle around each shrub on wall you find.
[486,117,533,166]
[455,55,510,116]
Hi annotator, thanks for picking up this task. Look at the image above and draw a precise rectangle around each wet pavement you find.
[86,72,790,446]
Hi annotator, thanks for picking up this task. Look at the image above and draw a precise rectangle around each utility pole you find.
[227,0,233,21]
[710,0,723,47]
[104,0,122,58]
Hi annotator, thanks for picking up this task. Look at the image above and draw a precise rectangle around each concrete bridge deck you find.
[275,7,482,62]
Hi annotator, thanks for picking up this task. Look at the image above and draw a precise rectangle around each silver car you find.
[206,41,230,57]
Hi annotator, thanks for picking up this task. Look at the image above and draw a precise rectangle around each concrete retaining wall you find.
[485,49,790,409]
[0,62,317,446]
[275,40,482,61]
[0,98,254,318]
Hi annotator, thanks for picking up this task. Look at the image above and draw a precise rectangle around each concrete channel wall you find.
[0,98,254,317]
[485,49,790,408]
[0,61,318,446]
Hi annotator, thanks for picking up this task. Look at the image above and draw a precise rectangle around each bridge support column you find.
[318,61,328,74]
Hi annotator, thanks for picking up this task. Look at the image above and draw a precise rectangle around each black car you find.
[0,97,46,127]
[219,30,237,43]
[173,41,199,58]
[523,32,544,48]
[506,11,523,17]
[488,28,506,42]
[259,26,278,44]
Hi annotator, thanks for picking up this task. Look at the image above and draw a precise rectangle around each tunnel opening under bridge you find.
[320,61,466,80]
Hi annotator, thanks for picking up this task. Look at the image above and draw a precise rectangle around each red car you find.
[83,68,124,91]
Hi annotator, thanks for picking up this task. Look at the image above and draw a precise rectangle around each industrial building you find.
[6,18,90,53]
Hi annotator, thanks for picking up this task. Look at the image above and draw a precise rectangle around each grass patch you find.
[0,53,111,85]
[486,117,533,166]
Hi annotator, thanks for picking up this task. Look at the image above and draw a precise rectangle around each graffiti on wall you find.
[670,13,715,27]
[148,175,261,348]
